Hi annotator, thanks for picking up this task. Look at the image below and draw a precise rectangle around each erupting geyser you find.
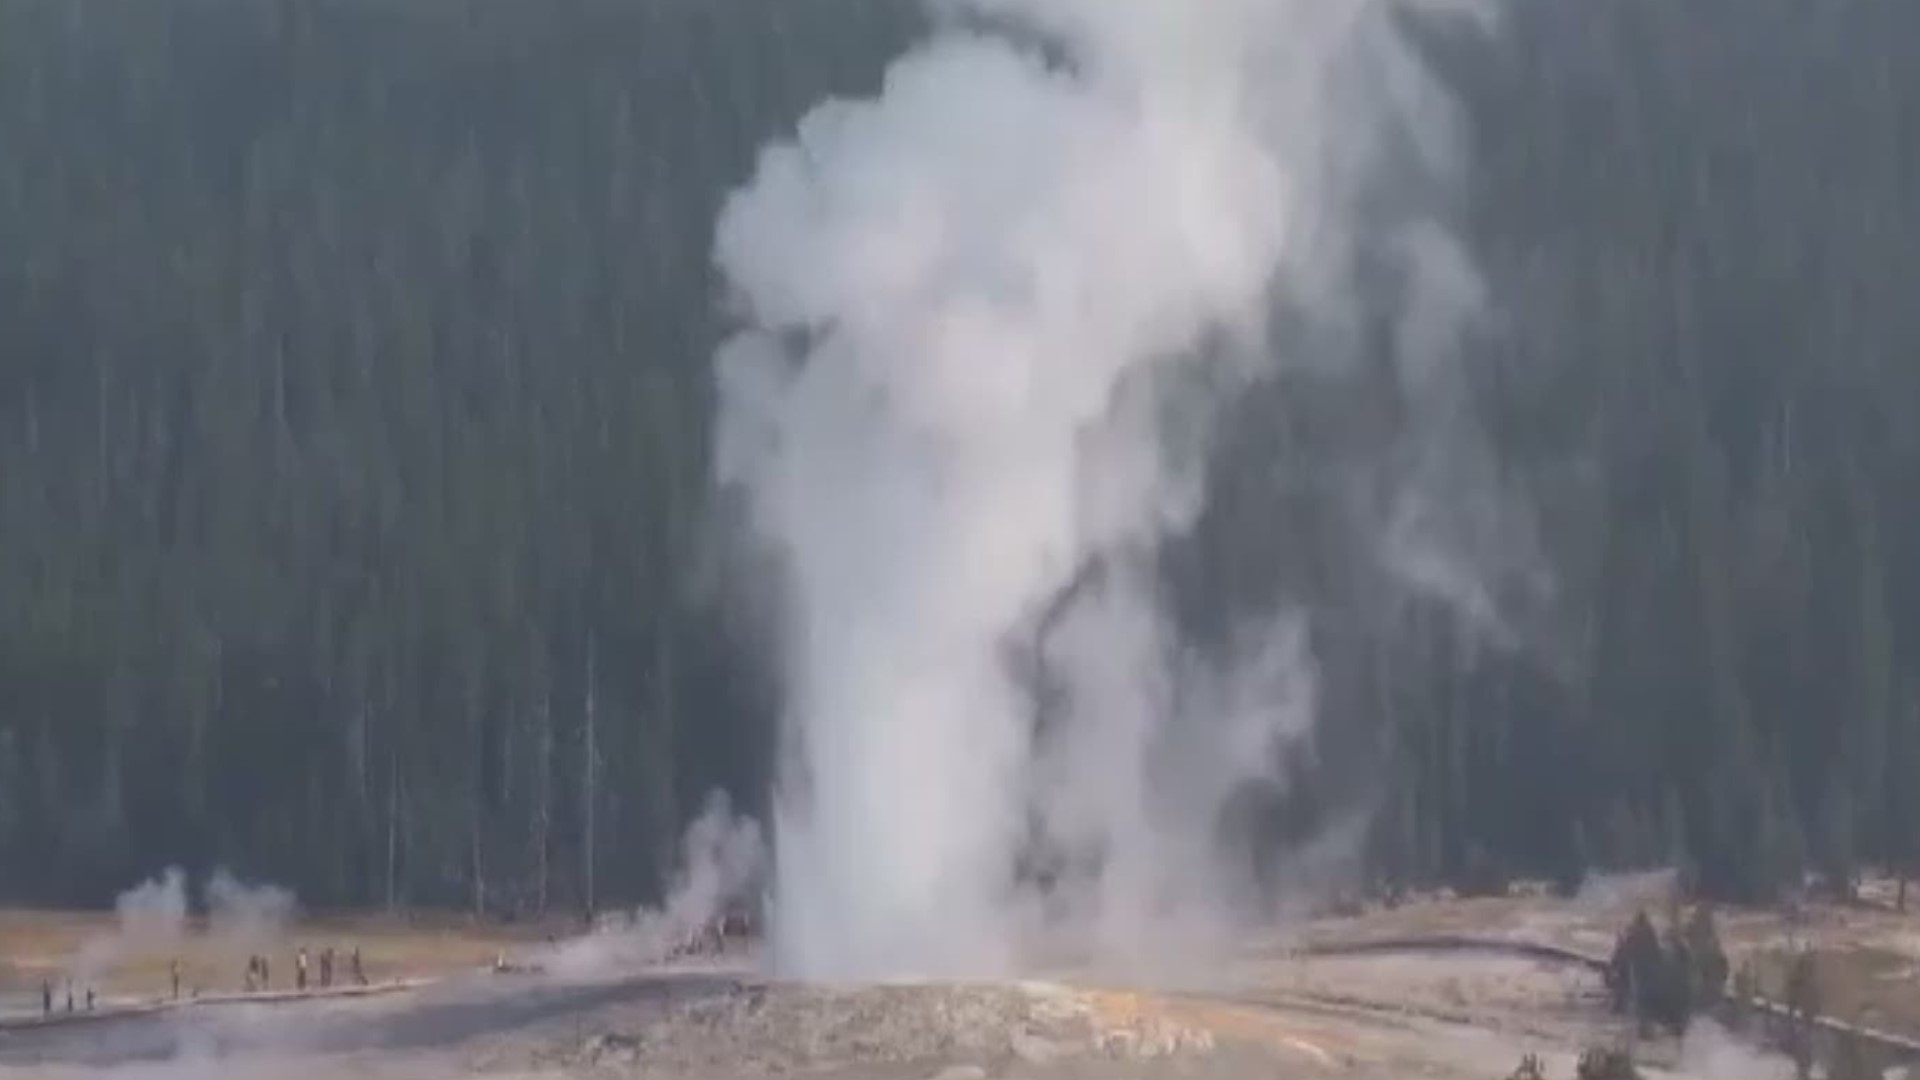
[713,0,1489,979]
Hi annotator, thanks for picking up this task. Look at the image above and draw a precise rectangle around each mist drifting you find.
[714,0,1490,979]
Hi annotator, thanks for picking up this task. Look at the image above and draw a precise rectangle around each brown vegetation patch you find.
[0,909,559,1004]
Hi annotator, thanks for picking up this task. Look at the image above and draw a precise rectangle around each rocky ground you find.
[476,980,1234,1080]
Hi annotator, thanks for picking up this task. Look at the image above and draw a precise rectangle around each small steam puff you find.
[546,790,765,978]
[71,867,191,982]
[69,867,297,983]
[716,0,1497,979]
[205,868,297,948]
[1679,1019,1796,1080]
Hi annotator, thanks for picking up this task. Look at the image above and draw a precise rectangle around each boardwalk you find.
[1305,932,1920,1070]
[1299,934,1611,975]
[0,978,427,1034]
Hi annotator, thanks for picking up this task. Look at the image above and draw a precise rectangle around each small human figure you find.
[259,954,270,989]
[350,947,366,987]
[85,986,95,1012]
[296,947,309,992]
[65,981,73,1013]
[40,978,51,1016]
[319,946,333,989]
[170,958,182,1001]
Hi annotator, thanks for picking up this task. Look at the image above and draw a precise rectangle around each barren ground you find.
[3,875,1916,1080]
[0,909,561,1011]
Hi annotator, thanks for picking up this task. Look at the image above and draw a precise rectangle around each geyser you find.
[714,0,1488,979]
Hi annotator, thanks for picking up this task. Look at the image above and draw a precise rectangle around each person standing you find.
[170,959,181,1001]
[40,979,51,1016]
[295,947,309,992]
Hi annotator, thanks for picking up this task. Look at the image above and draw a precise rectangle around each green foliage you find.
[1682,906,1729,1003]
[1785,949,1821,1080]
[1605,910,1702,1035]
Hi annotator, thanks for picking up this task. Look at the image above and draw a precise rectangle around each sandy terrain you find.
[8,878,1913,1080]
[0,941,1558,1079]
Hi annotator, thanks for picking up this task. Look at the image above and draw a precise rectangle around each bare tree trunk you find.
[358,694,372,903]
[386,742,400,913]
[470,680,487,920]
[650,616,677,892]
[471,814,485,919]
[536,681,553,918]
[583,633,598,919]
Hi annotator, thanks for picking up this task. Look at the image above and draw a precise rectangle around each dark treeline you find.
[0,0,921,909]
[1,0,1917,912]
[1360,0,1920,902]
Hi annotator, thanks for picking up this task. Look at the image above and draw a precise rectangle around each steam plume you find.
[69,868,300,986]
[715,0,1492,979]
[546,790,765,978]
[72,867,190,983]
[204,868,297,949]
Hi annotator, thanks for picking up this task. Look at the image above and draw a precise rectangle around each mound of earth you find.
[508,980,1219,1079]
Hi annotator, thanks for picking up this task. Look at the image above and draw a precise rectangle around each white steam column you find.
[713,0,1489,979]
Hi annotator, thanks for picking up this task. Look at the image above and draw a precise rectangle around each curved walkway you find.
[1297,934,1611,975]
